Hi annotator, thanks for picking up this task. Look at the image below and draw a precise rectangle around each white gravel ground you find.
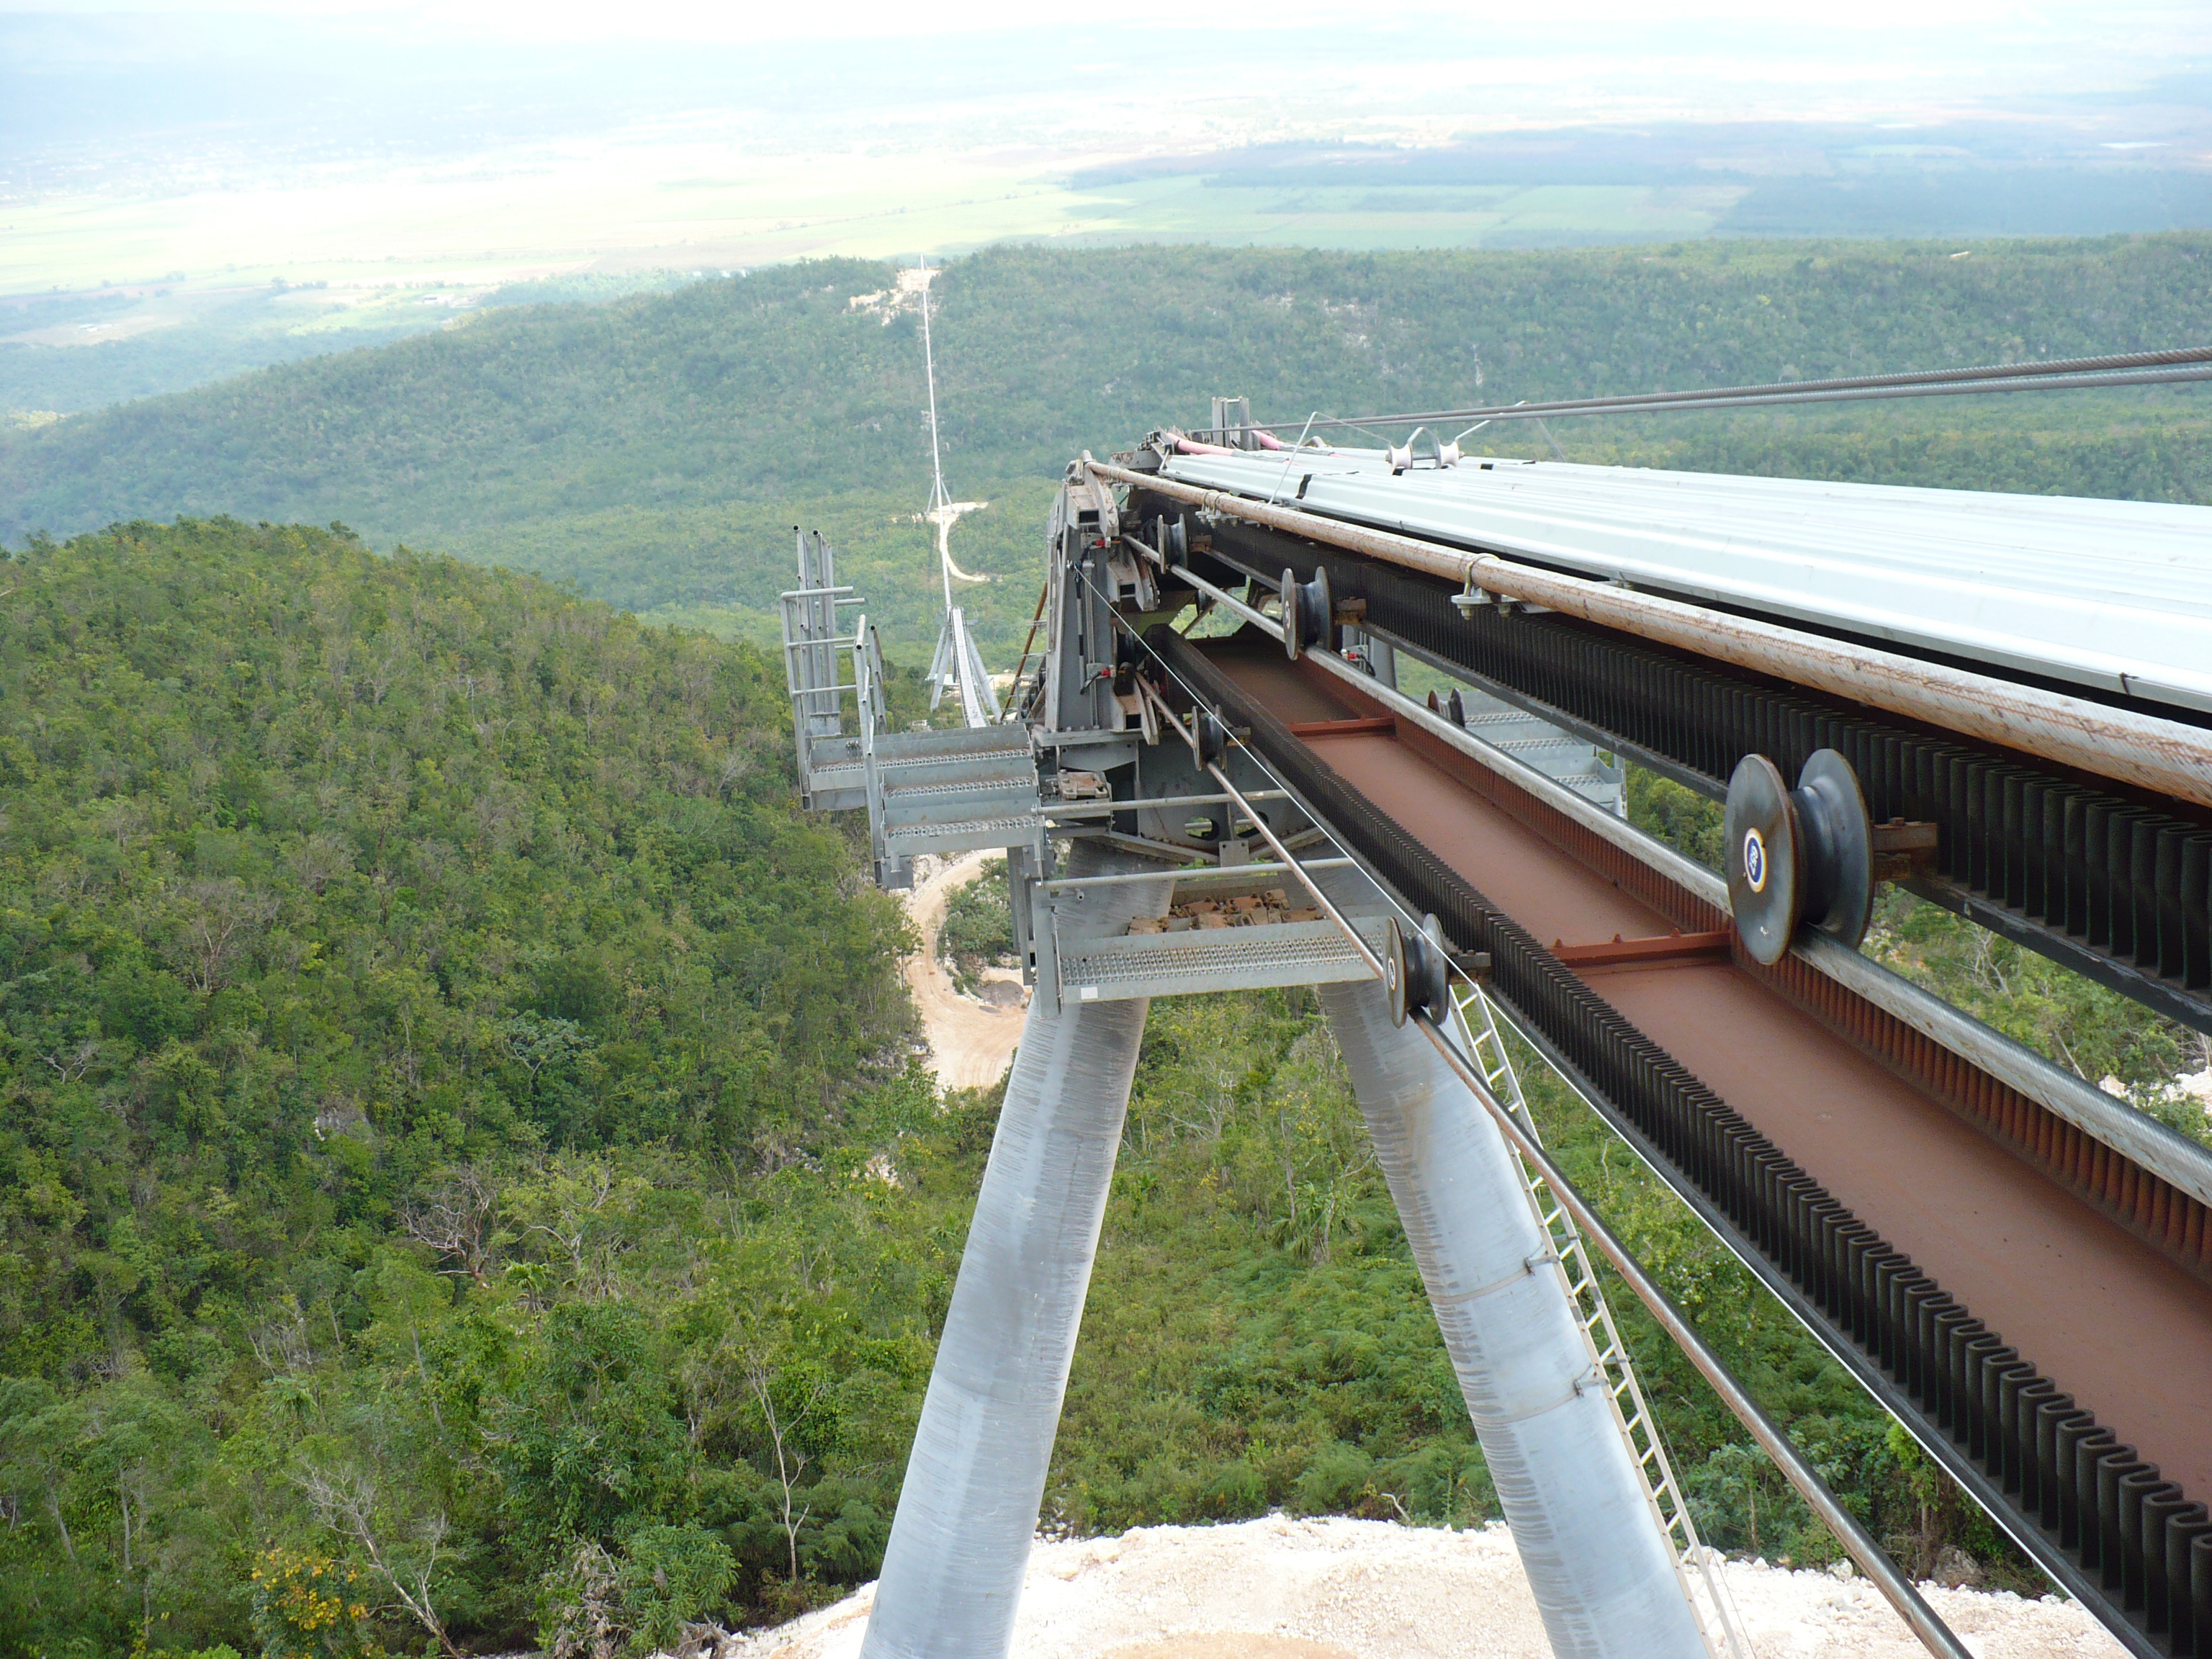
[721,1515,2125,1659]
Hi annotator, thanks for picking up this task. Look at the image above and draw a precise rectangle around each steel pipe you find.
[1266,343,2212,431]
[1098,463,2212,811]
[1171,561,1282,637]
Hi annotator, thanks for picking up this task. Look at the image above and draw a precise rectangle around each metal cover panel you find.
[1163,449,2212,714]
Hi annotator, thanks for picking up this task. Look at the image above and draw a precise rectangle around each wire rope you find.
[1259,344,2212,433]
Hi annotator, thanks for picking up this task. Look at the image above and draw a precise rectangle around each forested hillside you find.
[1,521,2118,1658]
[3,237,2209,658]
[0,522,921,1653]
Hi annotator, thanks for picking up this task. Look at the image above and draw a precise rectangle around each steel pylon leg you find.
[858,847,1173,1659]
[1318,973,1710,1659]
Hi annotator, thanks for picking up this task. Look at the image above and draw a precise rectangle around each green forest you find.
[4,521,2203,1659]
[4,235,2211,1656]
[3,236,2210,660]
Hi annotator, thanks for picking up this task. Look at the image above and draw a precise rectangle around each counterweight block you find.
[1723,748,1874,965]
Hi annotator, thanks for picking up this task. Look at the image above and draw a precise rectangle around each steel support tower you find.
[783,407,2212,1659]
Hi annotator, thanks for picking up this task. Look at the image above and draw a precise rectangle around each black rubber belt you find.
[1182,515,2212,1035]
[1150,624,2212,1659]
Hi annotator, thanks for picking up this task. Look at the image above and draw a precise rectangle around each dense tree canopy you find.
[0,521,922,1653]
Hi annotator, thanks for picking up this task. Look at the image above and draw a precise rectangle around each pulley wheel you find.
[1161,514,1190,562]
[1723,753,1802,966]
[1281,564,1332,661]
[1795,749,1874,950]
[1193,709,1228,775]
[1386,912,1452,1028]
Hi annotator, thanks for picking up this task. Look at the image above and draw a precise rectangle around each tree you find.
[741,1346,833,1585]
[299,1462,462,1659]
[164,877,277,994]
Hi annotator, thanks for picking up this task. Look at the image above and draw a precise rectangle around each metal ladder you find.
[1448,981,1755,1659]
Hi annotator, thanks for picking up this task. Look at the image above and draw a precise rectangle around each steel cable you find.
[1260,344,2212,431]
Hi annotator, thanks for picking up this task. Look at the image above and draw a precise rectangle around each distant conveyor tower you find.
[780,345,2212,1659]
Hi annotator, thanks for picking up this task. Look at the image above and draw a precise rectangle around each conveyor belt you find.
[1185,515,2212,1035]
[1155,629,2212,1659]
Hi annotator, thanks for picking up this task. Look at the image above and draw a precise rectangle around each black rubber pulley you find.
[1281,564,1333,661]
[1386,912,1453,1028]
[1192,708,1228,775]
[1722,747,1874,966]
[1152,513,1190,562]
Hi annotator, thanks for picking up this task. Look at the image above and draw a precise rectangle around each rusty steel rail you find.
[1152,629,2212,1659]
[1092,462,2212,812]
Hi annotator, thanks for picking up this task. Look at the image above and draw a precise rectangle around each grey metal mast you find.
[914,254,998,727]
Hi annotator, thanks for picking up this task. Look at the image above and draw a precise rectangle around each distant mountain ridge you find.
[4,236,2209,654]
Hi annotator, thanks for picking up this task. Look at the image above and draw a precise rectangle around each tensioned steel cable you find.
[1257,343,2212,432]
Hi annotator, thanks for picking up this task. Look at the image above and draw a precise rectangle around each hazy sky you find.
[10,0,2208,48]
[4,0,2206,294]
[10,1,2205,135]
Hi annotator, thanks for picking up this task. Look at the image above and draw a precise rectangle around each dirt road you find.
[904,850,1028,1092]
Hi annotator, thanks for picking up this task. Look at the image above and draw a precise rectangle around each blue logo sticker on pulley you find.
[1743,827,1768,894]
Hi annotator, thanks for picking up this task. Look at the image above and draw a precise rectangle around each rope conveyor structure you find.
[778,377,2212,1659]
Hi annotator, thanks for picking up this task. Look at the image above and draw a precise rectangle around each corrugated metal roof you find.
[1160,449,2212,716]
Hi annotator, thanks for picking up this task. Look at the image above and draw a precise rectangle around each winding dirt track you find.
[904,850,1028,1092]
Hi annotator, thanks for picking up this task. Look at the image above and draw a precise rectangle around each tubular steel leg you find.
[1319,974,1709,1659]
[859,847,1173,1659]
